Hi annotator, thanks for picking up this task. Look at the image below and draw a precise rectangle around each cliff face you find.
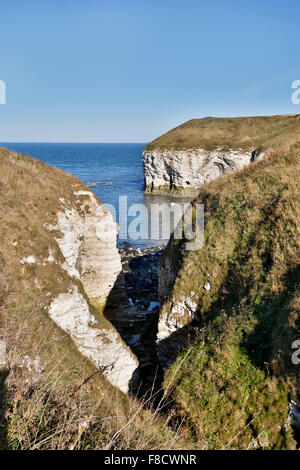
[0,148,137,394]
[48,285,137,393]
[45,190,122,310]
[143,114,300,195]
[156,146,300,448]
[143,148,262,195]
[45,191,138,393]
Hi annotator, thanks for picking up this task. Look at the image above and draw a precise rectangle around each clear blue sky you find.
[0,0,299,142]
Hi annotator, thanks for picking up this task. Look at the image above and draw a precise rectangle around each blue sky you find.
[0,0,299,142]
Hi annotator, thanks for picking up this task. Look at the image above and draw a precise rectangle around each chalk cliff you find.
[143,148,263,195]
[45,191,138,393]
[143,114,300,195]
[0,148,138,394]
[45,189,122,311]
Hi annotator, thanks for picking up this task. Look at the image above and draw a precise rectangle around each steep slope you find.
[158,145,300,449]
[0,148,191,450]
[0,148,137,393]
[143,114,300,195]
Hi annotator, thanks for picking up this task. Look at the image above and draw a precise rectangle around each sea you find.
[1,143,191,248]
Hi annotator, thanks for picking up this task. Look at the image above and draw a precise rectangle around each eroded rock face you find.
[156,296,198,368]
[47,191,122,309]
[49,285,137,393]
[156,243,199,368]
[45,190,138,393]
[143,148,264,195]
[157,296,197,343]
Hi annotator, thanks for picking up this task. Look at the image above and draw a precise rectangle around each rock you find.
[157,245,200,367]
[157,296,197,343]
[49,285,138,393]
[143,148,264,195]
[20,355,43,384]
[204,282,212,291]
[20,255,36,265]
[0,340,6,369]
[46,190,122,307]
[44,190,139,393]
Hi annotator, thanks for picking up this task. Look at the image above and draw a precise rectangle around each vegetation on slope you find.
[161,145,300,449]
[0,148,187,450]
[145,114,300,151]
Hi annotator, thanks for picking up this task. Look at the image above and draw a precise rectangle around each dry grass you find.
[146,114,300,151]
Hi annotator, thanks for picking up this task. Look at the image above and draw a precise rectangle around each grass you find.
[159,144,300,449]
[0,147,191,450]
[145,114,300,151]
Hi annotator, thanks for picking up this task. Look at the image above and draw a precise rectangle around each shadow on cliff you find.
[156,193,296,370]
[103,266,164,402]
[156,255,300,384]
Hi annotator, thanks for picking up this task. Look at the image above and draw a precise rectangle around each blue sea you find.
[1,143,190,248]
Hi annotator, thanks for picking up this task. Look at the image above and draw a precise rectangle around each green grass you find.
[145,114,300,151]
[165,311,296,449]
[160,145,300,449]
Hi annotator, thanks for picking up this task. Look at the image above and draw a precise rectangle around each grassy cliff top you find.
[145,114,300,151]
[160,144,300,449]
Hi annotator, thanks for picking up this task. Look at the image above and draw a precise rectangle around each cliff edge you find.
[0,148,138,394]
[143,114,300,195]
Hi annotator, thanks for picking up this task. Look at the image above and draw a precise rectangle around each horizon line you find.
[0,141,147,145]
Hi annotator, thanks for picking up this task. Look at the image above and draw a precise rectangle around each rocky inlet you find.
[104,244,166,396]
